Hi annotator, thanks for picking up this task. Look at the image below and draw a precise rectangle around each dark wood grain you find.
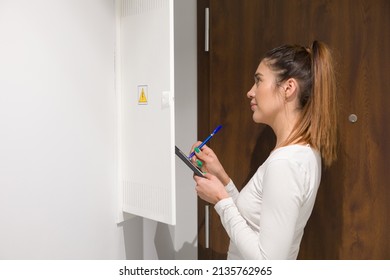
[197,0,390,260]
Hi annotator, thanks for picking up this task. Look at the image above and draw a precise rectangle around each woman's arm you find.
[215,159,305,259]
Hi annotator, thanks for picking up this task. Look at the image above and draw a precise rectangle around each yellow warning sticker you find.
[138,85,148,105]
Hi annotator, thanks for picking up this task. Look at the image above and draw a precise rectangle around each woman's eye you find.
[254,74,262,86]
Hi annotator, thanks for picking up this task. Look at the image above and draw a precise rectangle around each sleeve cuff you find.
[225,179,236,192]
[214,197,234,215]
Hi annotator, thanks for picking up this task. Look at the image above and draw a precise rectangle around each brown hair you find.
[263,41,337,167]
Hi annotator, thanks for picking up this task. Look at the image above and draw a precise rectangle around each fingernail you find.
[196,160,203,167]
[195,147,200,153]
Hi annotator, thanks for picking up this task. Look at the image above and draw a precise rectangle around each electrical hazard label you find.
[138,85,148,105]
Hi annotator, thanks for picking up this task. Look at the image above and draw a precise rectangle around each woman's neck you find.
[272,111,303,150]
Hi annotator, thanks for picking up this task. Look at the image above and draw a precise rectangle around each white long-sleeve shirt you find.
[214,144,321,260]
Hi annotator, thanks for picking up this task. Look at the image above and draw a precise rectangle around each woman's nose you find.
[247,84,255,98]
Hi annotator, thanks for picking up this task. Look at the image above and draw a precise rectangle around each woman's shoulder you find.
[262,144,322,194]
[267,144,321,168]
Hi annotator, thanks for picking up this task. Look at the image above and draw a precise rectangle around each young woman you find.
[191,41,337,259]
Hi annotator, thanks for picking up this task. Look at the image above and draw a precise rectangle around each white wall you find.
[173,0,198,260]
[0,0,197,259]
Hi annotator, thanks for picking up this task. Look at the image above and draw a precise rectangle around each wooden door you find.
[197,0,390,259]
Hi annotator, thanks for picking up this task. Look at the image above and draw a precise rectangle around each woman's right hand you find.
[190,142,231,186]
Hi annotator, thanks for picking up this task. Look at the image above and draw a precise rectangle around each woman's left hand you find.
[193,173,229,204]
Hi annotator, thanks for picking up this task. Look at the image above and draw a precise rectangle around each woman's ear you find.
[283,78,299,101]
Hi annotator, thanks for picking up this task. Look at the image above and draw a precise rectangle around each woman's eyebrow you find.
[254,73,263,79]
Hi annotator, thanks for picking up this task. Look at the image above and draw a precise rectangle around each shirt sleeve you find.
[214,159,305,259]
[224,179,240,202]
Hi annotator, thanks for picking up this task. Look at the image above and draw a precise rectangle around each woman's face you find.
[247,60,285,125]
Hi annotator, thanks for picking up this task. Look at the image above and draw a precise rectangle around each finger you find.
[199,144,213,154]
[199,172,213,181]
[195,159,204,168]
[203,172,214,180]
[190,141,203,154]
[193,146,208,161]
[193,175,204,183]
[194,173,213,184]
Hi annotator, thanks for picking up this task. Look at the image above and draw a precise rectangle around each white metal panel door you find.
[119,0,175,225]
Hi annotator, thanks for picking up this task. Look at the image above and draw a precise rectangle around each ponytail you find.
[264,41,337,167]
[310,41,337,167]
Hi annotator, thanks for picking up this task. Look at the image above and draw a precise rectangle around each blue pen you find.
[188,125,222,158]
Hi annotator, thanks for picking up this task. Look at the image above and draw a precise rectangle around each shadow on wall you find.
[154,222,197,260]
[244,125,276,187]
[122,218,197,260]
[122,216,144,259]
